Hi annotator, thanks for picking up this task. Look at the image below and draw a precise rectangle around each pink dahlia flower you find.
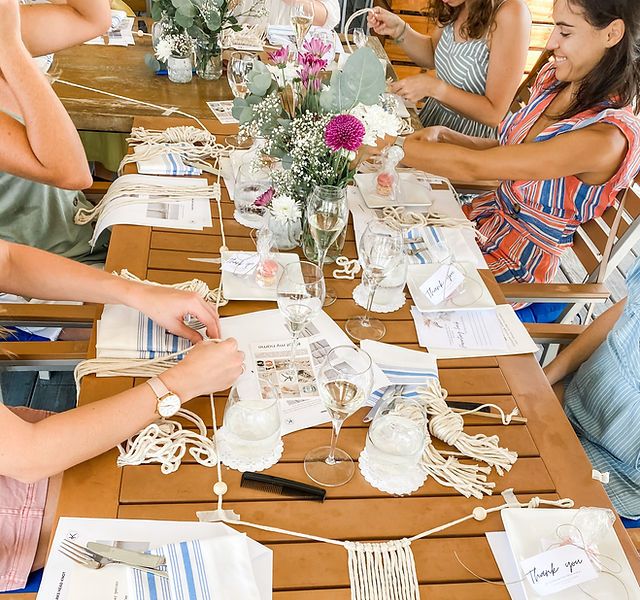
[324,115,365,152]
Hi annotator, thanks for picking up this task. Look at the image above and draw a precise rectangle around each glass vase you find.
[301,185,348,264]
[195,38,223,80]
[167,55,192,84]
[268,213,302,250]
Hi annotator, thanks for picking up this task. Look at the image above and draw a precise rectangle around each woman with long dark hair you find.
[368,0,531,137]
[390,0,640,313]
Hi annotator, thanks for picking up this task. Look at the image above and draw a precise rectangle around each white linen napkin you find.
[128,535,261,600]
[135,151,202,177]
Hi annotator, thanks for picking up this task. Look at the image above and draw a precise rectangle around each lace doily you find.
[216,427,284,472]
[358,448,428,496]
[353,283,407,313]
[233,209,266,229]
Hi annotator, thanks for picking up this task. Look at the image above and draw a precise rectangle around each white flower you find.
[351,103,403,146]
[155,38,172,63]
[270,195,301,223]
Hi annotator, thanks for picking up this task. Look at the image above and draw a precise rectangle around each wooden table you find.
[8,115,639,599]
[52,34,392,134]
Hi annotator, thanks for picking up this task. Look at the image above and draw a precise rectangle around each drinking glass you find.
[307,185,348,306]
[233,158,271,227]
[352,27,367,50]
[225,52,255,148]
[346,221,404,341]
[304,346,373,486]
[220,376,281,463]
[276,261,326,367]
[290,0,314,50]
[365,395,426,475]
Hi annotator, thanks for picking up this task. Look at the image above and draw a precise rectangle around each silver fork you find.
[59,540,168,579]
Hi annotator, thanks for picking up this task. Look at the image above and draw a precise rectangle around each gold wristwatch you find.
[146,376,181,418]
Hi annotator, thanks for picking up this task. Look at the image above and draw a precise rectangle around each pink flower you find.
[255,187,274,207]
[303,36,332,58]
[268,46,288,67]
[324,115,366,152]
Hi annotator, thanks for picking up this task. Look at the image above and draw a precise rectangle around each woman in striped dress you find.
[544,258,640,520]
[368,0,531,137]
[386,0,640,294]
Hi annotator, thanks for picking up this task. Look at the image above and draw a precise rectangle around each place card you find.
[221,253,260,276]
[419,263,464,305]
[207,100,238,124]
[520,544,598,596]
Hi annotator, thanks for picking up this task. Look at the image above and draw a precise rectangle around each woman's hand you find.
[162,338,245,401]
[127,284,221,344]
[408,126,447,144]
[390,73,443,103]
[367,7,404,38]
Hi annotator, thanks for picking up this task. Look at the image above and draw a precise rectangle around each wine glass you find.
[276,261,326,368]
[304,346,373,486]
[352,27,367,50]
[290,0,314,51]
[307,185,348,306]
[233,158,271,227]
[225,52,255,148]
[346,221,404,341]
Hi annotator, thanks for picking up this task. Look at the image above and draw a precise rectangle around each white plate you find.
[354,172,434,209]
[221,251,299,301]
[501,508,640,599]
[406,262,495,312]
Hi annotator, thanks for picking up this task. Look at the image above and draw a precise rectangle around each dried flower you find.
[268,46,289,67]
[324,115,365,153]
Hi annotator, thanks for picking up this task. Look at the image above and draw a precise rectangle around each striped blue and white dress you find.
[564,257,640,519]
[419,23,496,138]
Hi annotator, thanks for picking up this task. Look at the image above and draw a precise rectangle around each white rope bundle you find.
[74,178,220,226]
[119,126,229,175]
[381,206,483,239]
[346,539,420,600]
[417,380,518,477]
[117,408,217,474]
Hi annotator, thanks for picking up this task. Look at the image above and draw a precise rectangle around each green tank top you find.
[0,111,108,264]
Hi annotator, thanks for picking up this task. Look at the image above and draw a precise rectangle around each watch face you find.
[158,393,181,418]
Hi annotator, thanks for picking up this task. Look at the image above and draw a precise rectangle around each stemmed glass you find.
[225,52,255,149]
[304,346,373,486]
[276,261,326,368]
[290,0,314,51]
[346,221,404,341]
[307,185,348,306]
[352,27,367,50]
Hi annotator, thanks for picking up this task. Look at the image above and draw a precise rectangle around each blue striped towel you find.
[362,340,439,404]
[136,152,202,176]
[129,537,261,600]
[405,226,444,265]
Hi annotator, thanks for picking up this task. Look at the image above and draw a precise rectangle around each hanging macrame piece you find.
[346,539,420,600]
[118,126,228,175]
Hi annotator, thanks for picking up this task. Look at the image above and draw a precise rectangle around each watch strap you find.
[146,376,171,400]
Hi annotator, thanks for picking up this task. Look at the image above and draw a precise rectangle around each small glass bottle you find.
[254,227,280,288]
[375,145,404,203]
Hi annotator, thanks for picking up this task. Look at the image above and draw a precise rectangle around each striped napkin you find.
[362,340,438,405]
[136,151,202,176]
[129,537,261,600]
[96,304,195,359]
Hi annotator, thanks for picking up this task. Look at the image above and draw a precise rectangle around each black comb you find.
[241,472,326,502]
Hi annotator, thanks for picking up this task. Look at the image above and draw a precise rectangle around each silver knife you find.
[363,385,397,423]
[87,542,166,568]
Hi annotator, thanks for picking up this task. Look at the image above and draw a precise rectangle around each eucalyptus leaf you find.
[174,12,194,28]
[237,107,254,124]
[326,47,385,112]
[206,11,221,30]
[144,53,162,72]
[231,97,248,119]
[282,154,293,169]
[248,72,273,96]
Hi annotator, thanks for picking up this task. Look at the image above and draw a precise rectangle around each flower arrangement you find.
[232,44,400,205]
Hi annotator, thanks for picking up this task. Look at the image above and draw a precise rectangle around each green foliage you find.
[320,48,385,112]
